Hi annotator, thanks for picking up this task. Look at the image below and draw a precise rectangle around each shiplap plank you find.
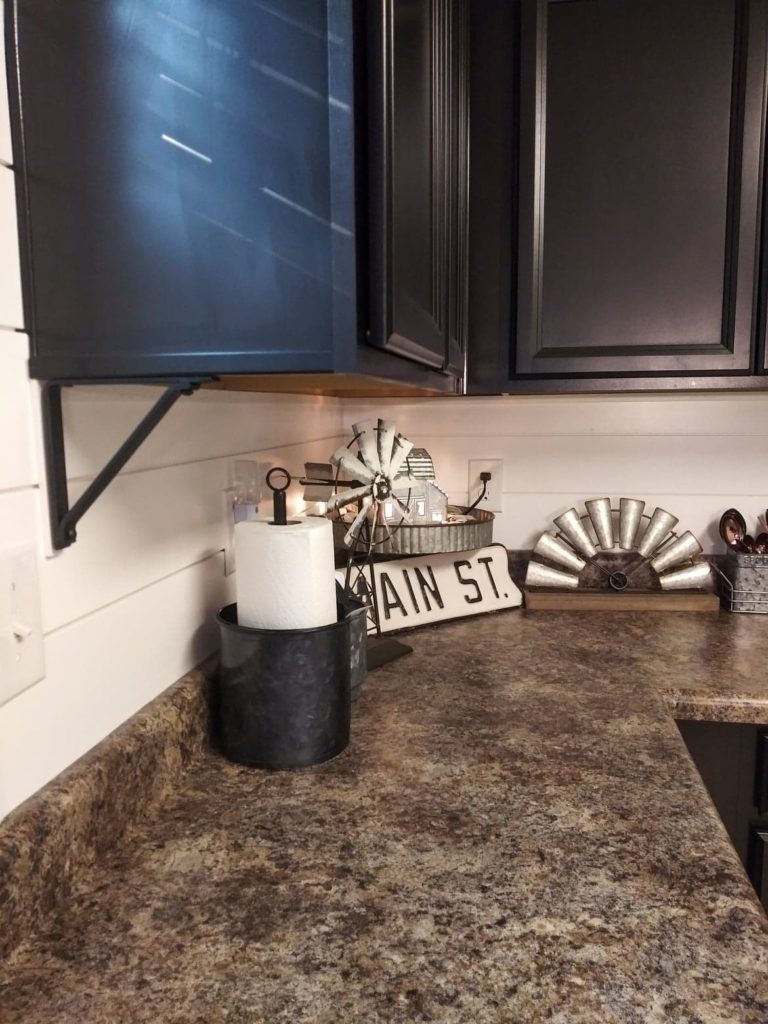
[59,387,342,480]
[344,393,768,439]
[0,167,23,329]
[0,331,36,491]
[39,437,337,633]
[0,2,12,166]
[0,552,232,818]
[394,433,768,499]
[39,461,228,634]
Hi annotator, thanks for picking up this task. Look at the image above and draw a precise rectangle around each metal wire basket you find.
[711,554,768,614]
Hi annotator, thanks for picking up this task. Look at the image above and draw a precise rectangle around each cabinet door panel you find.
[367,0,468,375]
[14,0,357,379]
[756,731,768,812]
[748,822,768,909]
[516,0,768,377]
[445,0,470,377]
[677,720,758,865]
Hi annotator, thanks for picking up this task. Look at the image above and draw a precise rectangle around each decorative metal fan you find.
[328,421,420,547]
[525,498,711,591]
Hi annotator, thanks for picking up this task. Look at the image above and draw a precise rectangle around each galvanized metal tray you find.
[329,506,495,556]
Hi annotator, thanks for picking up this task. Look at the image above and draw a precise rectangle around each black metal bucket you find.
[216,601,367,769]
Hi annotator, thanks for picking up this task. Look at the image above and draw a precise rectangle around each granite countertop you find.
[3,610,768,1023]
[648,611,768,722]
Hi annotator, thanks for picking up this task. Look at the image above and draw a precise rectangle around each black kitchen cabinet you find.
[4,0,466,393]
[748,820,768,905]
[469,0,768,393]
[677,720,768,910]
[748,727,768,905]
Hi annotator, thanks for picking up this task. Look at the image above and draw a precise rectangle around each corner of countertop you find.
[0,657,216,960]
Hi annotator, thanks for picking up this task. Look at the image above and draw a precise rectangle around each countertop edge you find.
[0,658,214,960]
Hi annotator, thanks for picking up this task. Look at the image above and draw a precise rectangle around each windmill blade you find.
[328,483,372,509]
[352,422,381,475]
[637,506,679,558]
[658,561,711,590]
[388,435,414,478]
[526,561,580,589]
[343,495,374,547]
[377,419,396,475]
[330,446,376,484]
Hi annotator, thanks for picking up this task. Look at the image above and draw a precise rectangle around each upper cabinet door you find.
[367,0,469,375]
[15,0,358,380]
[515,0,768,377]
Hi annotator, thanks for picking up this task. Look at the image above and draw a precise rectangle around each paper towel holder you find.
[266,467,292,526]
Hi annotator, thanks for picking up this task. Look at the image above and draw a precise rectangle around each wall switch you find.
[0,545,45,706]
[468,460,504,513]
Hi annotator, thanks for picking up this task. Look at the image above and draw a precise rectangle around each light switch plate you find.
[468,460,504,513]
[0,545,46,706]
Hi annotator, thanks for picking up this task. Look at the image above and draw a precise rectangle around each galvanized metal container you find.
[330,506,494,556]
[717,553,768,614]
[216,600,367,768]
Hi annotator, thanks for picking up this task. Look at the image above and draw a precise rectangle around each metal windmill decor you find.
[301,422,501,659]
[525,498,712,594]
[301,421,422,665]
[329,421,422,636]
[328,421,419,546]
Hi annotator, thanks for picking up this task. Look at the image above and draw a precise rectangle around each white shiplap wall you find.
[0,4,344,817]
[343,395,768,552]
[0,386,341,818]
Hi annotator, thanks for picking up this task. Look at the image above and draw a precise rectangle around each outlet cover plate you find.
[0,545,45,706]
[468,460,504,513]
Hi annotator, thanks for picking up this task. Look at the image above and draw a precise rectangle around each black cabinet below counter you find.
[468,0,768,395]
[5,0,467,396]
[677,720,768,910]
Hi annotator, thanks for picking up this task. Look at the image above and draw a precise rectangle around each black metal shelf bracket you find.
[41,377,213,550]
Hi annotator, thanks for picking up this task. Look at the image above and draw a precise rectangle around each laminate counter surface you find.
[650,610,768,722]
[3,610,768,1023]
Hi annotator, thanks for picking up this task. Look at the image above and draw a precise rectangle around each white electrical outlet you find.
[468,460,504,513]
[0,545,45,706]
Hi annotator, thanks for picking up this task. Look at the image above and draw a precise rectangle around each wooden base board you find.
[524,589,721,612]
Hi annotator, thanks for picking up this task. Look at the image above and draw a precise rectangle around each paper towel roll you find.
[234,516,338,630]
